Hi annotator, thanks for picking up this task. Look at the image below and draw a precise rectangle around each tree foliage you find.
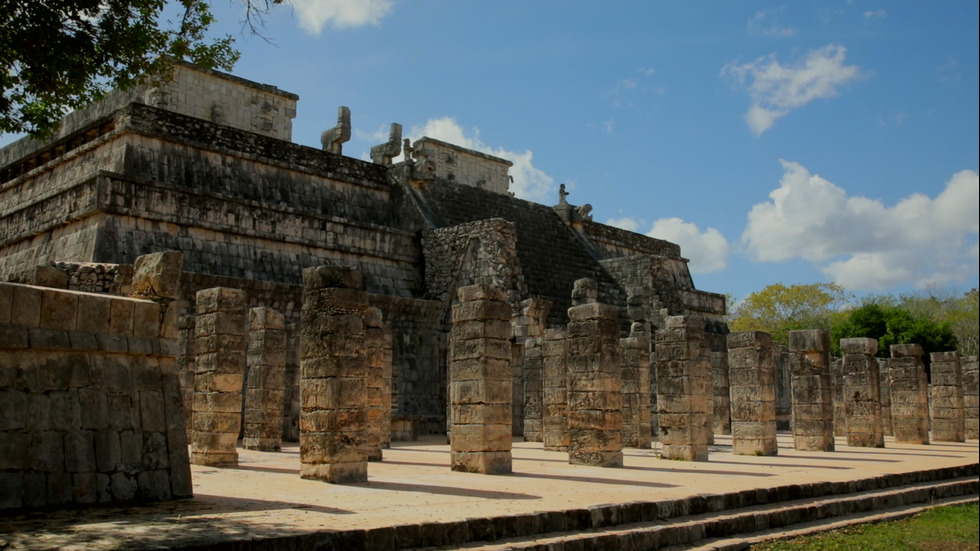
[0,0,280,138]
[831,302,958,357]
[728,282,849,346]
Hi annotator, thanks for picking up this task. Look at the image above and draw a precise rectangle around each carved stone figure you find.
[370,123,402,165]
[320,106,351,154]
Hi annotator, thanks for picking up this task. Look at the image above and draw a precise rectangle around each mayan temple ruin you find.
[1,63,977,548]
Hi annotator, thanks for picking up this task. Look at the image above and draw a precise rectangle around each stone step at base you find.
[685,495,978,551]
[429,476,978,551]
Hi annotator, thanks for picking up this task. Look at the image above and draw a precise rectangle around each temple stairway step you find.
[427,475,978,551]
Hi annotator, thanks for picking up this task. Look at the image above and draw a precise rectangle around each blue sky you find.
[10,1,980,302]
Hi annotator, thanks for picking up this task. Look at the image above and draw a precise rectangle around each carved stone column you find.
[930,351,965,442]
[243,307,286,451]
[841,338,884,448]
[788,330,835,452]
[449,285,512,474]
[963,356,979,440]
[621,322,652,449]
[566,279,623,467]
[191,287,246,467]
[523,337,544,442]
[300,266,369,483]
[542,328,569,451]
[727,331,778,456]
[656,314,711,461]
[889,344,929,445]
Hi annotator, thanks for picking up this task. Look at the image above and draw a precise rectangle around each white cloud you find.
[406,117,556,202]
[639,67,656,77]
[746,10,797,37]
[723,44,861,135]
[742,161,980,290]
[292,0,393,34]
[604,217,643,233]
[647,218,730,274]
[864,9,887,20]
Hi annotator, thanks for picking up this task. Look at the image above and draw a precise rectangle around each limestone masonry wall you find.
[0,281,191,510]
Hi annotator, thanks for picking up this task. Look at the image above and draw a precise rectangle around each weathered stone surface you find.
[243,307,287,452]
[656,315,711,461]
[301,266,369,483]
[0,281,190,510]
[566,289,623,467]
[542,328,569,451]
[621,323,652,449]
[191,287,245,467]
[963,356,979,440]
[450,285,512,474]
[929,351,965,442]
[726,332,777,456]
[889,344,929,445]
[841,337,884,448]
[787,330,834,452]
[363,307,393,458]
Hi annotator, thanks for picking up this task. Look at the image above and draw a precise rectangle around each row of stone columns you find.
[188,268,976,486]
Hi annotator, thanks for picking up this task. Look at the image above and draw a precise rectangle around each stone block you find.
[890,344,923,358]
[11,285,42,327]
[40,289,77,332]
[131,251,184,300]
[302,265,364,291]
[840,338,878,355]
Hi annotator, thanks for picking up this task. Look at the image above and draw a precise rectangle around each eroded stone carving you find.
[300,266,369,483]
[320,106,351,154]
[788,330,835,452]
[889,344,929,445]
[449,285,513,474]
[728,331,778,456]
[370,122,402,166]
[841,338,884,448]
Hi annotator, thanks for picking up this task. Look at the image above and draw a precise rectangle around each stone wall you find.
[412,138,512,195]
[422,218,525,304]
[0,281,191,510]
[1,104,424,297]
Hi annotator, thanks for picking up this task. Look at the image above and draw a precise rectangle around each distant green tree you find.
[0,0,281,138]
[728,282,850,346]
[831,302,958,357]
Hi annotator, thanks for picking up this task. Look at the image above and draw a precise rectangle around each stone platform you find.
[0,434,976,550]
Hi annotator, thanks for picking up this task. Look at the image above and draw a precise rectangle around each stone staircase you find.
[414,464,978,551]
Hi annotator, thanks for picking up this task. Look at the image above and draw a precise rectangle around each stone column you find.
[449,285,513,474]
[363,307,392,461]
[300,266,369,483]
[566,279,623,467]
[621,322,652,449]
[727,332,778,456]
[656,314,711,461]
[513,298,551,439]
[523,337,544,442]
[889,344,929,445]
[840,338,884,448]
[774,345,792,430]
[787,330,835,452]
[877,358,894,436]
[963,356,979,440]
[831,357,846,436]
[178,314,196,441]
[930,351,965,442]
[542,328,569,451]
[191,287,246,467]
[243,307,286,451]
[708,332,731,437]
